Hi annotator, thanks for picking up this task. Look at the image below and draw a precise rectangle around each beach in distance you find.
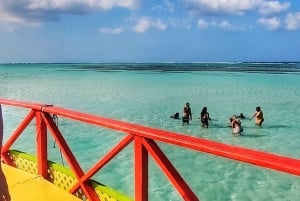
[1,62,300,201]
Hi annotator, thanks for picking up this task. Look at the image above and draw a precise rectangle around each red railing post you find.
[43,112,100,201]
[135,136,148,201]
[143,138,199,201]
[36,111,48,179]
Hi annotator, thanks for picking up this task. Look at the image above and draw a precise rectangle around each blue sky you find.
[0,0,300,63]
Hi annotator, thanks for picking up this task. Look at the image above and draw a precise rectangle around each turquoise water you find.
[1,63,300,200]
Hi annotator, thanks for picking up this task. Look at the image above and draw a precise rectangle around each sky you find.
[0,0,300,63]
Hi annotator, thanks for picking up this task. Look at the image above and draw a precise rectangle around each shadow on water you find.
[233,124,290,138]
[262,125,290,129]
[210,123,230,128]
[239,133,267,138]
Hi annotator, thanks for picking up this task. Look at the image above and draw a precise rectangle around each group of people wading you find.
[170,103,264,135]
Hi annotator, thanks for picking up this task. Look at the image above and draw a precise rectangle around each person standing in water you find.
[182,102,192,125]
[231,115,243,135]
[251,106,264,126]
[200,106,211,128]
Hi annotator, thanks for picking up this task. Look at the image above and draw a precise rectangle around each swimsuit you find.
[233,126,241,134]
[201,113,209,127]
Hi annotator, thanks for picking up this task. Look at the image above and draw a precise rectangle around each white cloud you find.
[0,0,139,27]
[258,17,281,30]
[27,0,138,11]
[133,17,151,33]
[197,19,208,29]
[183,0,290,16]
[168,17,193,29]
[197,19,251,31]
[183,0,261,16]
[132,17,167,33]
[215,20,248,30]
[285,12,300,31]
[164,0,175,12]
[152,19,167,30]
[0,7,41,30]
[259,1,290,15]
[99,27,124,34]
[220,20,231,29]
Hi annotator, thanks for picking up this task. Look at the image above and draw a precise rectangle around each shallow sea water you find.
[1,63,300,201]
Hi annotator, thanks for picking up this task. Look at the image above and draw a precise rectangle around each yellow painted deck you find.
[2,163,81,201]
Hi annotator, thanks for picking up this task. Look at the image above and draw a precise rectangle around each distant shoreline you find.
[1,61,300,65]
[1,62,300,74]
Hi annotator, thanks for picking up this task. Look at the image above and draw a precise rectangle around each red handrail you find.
[1,98,300,201]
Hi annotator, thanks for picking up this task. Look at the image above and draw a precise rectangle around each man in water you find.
[182,102,192,125]
[251,106,264,126]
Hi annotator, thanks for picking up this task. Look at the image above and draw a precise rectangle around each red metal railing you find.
[1,98,300,201]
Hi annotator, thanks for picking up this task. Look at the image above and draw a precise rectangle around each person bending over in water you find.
[237,113,252,120]
[170,112,179,119]
[238,113,245,119]
[251,106,264,126]
[182,102,192,125]
[231,115,243,135]
[200,107,211,128]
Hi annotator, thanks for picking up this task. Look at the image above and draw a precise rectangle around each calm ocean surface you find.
[1,63,300,201]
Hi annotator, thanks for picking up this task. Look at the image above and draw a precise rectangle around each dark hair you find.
[201,107,207,116]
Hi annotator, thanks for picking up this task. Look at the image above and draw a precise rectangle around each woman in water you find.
[200,107,211,128]
[231,115,243,135]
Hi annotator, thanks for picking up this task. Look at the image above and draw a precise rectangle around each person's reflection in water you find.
[0,105,11,201]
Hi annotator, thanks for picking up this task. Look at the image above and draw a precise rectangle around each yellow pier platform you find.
[2,164,81,201]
